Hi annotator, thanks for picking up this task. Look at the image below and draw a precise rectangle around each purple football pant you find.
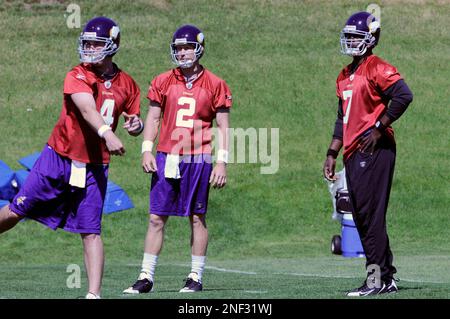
[150,152,213,217]
[9,145,108,234]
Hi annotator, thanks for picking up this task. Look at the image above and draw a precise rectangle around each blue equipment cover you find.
[18,152,41,170]
[0,160,17,201]
[103,181,134,214]
[0,199,9,209]
[14,169,30,189]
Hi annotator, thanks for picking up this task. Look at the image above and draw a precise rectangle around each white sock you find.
[140,253,158,282]
[191,255,206,283]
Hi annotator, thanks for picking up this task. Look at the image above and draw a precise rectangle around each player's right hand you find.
[323,156,337,181]
[142,151,157,173]
[103,130,125,156]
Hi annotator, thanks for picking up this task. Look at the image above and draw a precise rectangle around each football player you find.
[0,17,143,299]
[123,24,232,294]
[323,11,413,296]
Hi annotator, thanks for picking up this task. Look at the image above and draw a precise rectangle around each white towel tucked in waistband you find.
[164,154,181,179]
[69,160,86,188]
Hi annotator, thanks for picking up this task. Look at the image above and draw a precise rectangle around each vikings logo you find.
[16,196,27,206]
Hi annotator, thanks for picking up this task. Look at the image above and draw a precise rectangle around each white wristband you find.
[142,140,154,154]
[217,149,229,163]
[98,125,112,138]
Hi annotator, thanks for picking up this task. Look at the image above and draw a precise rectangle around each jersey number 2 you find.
[176,97,196,128]
[342,90,352,124]
[100,99,115,125]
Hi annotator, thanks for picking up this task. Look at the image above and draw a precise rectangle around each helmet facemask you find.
[170,41,203,68]
[78,26,120,63]
[340,21,380,56]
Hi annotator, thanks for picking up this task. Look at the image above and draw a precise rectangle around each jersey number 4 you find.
[176,97,196,128]
[100,99,115,125]
[342,90,352,124]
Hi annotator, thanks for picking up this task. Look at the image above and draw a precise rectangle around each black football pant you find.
[344,141,397,282]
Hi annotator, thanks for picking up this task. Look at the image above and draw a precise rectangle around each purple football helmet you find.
[340,12,380,56]
[170,24,205,68]
[78,16,120,63]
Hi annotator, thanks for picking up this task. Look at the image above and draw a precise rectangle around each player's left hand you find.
[209,163,227,189]
[122,112,143,135]
[359,128,382,154]
[323,156,337,181]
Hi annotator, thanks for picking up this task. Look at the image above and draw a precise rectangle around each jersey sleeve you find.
[369,60,402,92]
[124,79,141,116]
[147,76,163,104]
[335,69,347,99]
[213,80,232,111]
[63,70,93,95]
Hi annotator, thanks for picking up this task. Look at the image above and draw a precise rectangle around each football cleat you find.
[123,276,154,294]
[382,278,399,294]
[179,272,203,293]
[346,281,386,297]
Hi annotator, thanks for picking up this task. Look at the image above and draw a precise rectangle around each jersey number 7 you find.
[342,90,352,124]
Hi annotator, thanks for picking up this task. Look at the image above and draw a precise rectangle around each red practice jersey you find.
[147,67,232,155]
[48,63,140,164]
[336,55,402,161]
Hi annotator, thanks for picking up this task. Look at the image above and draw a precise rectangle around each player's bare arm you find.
[71,92,125,155]
[142,100,162,173]
[210,110,229,189]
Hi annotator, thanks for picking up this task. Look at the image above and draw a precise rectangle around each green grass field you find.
[1,256,450,299]
[0,0,449,300]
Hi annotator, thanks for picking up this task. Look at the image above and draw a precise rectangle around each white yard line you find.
[125,263,448,284]
[204,265,258,275]
[126,263,258,275]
